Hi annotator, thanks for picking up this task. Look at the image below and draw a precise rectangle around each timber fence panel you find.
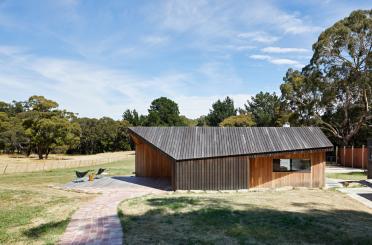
[337,147,368,169]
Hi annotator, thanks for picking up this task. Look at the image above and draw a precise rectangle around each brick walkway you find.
[59,184,166,245]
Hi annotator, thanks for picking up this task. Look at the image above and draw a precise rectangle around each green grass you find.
[326,172,367,181]
[0,155,135,244]
[119,190,372,244]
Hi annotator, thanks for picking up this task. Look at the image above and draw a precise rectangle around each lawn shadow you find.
[120,196,372,244]
[23,219,70,238]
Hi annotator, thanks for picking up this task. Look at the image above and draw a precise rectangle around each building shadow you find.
[111,176,172,190]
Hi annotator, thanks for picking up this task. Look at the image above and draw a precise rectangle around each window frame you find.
[272,158,311,173]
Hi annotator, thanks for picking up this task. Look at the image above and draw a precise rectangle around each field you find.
[119,190,372,244]
[0,155,135,244]
[0,151,134,174]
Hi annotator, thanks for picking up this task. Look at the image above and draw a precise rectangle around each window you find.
[273,159,311,172]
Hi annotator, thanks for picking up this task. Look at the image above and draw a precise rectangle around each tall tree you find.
[145,97,182,126]
[206,97,237,126]
[281,10,372,145]
[245,92,281,126]
[123,109,141,126]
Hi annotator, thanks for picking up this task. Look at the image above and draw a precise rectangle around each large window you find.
[273,159,311,172]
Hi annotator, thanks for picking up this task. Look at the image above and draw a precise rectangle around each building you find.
[128,127,333,190]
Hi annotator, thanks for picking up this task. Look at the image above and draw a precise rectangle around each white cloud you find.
[249,54,304,68]
[237,32,280,44]
[262,47,309,53]
[249,54,271,61]
[141,35,170,46]
[0,46,251,119]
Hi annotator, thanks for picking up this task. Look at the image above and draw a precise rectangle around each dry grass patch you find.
[0,156,135,244]
[119,189,372,244]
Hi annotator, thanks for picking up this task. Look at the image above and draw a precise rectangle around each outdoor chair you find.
[74,170,89,182]
[95,168,106,179]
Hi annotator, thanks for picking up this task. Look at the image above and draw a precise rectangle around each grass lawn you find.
[326,172,367,181]
[119,190,372,244]
[0,155,134,244]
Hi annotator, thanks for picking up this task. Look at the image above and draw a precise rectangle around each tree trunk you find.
[45,148,50,159]
[38,147,44,160]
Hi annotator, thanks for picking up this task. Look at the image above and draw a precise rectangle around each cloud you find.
[262,47,309,53]
[237,32,280,44]
[0,46,251,119]
[249,54,304,68]
[141,35,170,46]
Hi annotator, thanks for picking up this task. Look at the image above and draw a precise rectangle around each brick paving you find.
[59,177,168,245]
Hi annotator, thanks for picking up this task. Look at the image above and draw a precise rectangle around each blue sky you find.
[0,0,370,119]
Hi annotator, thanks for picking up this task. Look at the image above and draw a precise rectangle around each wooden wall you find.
[175,156,249,190]
[132,135,173,178]
[249,152,325,188]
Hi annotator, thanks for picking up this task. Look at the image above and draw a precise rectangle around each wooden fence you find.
[0,155,132,175]
[337,146,368,169]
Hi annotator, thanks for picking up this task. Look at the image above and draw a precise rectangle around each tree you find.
[25,116,81,159]
[206,97,237,126]
[0,113,28,153]
[245,92,282,126]
[145,97,182,126]
[219,114,255,127]
[179,115,197,126]
[196,115,208,126]
[123,109,141,126]
[27,95,59,112]
[21,96,81,159]
[281,10,372,145]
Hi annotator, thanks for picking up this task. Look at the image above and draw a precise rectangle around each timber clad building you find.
[128,127,333,191]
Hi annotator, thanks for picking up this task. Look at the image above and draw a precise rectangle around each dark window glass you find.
[273,159,311,172]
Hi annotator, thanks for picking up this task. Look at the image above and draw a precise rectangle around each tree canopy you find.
[206,97,237,126]
[245,92,282,126]
[281,10,372,145]
[220,114,255,127]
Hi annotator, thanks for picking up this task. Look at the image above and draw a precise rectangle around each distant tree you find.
[0,112,28,153]
[179,115,197,126]
[281,10,372,145]
[145,97,182,126]
[21,96,81,159]
[219,114,255,127]
[27,95,59,112]
[123,109,141,126]
[206,97,237,126]
[196,115,208,126]
[245,92,281,126]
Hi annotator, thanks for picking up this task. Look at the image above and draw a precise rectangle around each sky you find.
[0,0,370,119]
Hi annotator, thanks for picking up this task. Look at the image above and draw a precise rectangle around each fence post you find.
[362,145,365,169]
[343,146,346,166]
[335,146,338,165]
[351,145,354,168]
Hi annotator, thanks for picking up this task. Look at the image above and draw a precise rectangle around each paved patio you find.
[59,176,170,245]
[326,165,366,173]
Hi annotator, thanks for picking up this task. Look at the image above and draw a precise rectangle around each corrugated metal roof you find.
[129,127,333,161]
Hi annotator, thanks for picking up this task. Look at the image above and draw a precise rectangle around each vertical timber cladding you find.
[175,155,250,190]
[132,135,173,178]
[249,151,326,188]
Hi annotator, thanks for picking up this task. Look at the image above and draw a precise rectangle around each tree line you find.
[0,10,371,158]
